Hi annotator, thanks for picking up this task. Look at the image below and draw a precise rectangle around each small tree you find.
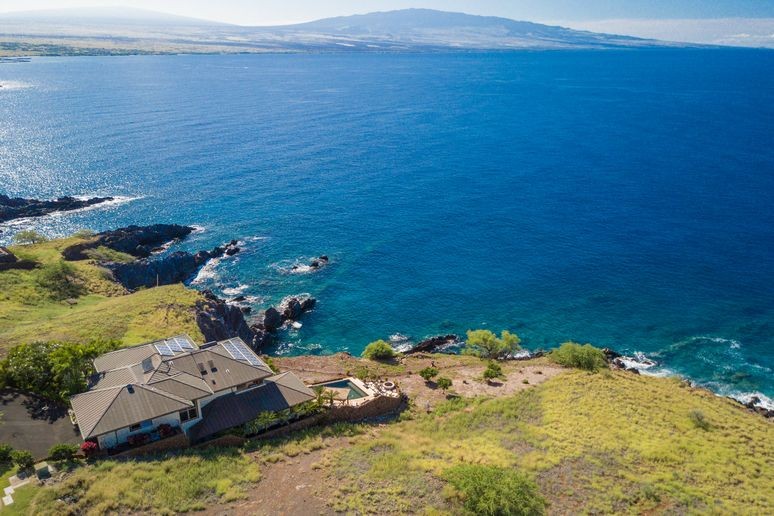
[48,443,78,462]
[11,449,34,472]
[419,367,439,383]
[550,342,607,372]
[482,361,504,383]
[436,377,452,392]
[36,260,84,301]
[13,230,48,246]
[362,340,396,361]
[0,444,13,464]
[464,330,521,360]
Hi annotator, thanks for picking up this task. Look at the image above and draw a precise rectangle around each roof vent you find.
[127,385,135,394]
[141,357,154,373]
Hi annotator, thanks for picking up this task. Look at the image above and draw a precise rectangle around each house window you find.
[129,423,141,432]
[179,407,198,422]
[129,419,153,432]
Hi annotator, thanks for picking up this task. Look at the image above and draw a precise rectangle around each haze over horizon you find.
[1,0,773,47]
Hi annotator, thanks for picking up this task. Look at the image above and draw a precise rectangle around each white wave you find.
[190,256,223,284]
[222,284,249,296]
[272,255,329,275]
[617,351,658,371]
[389,333,410,343]
[0,81,33,91]
[732,392,774,411]
[191,225,206,234]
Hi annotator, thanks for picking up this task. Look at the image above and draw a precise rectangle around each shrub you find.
[482,361,504,382]
[73,229,96,239]
[550,342,607,372]
[437,377,453,391]
[689,410,711,431]
[35,260,85,300]
[13,230,48,245]
[464,330,521,360]
[80,441,98,456]
[444,464,546,516]
[419,367,439,382]
[48,443,79,462]
[362,340,396,361]
[0,444,13,463]
[11,449,35,471]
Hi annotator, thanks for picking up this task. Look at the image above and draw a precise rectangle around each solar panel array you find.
[222,338,265,367]
[155,336,196,356]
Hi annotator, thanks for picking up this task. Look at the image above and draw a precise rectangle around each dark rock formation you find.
[105,241,240,291]
[0,246,35,271]
[291,255,330,272]
[253,296,317,333]
[405,334,461,355]
[0,194,114,223]
[602,348,622,363]
[63,224,194,260]
[741,397,774,419]
[0,246,17,264]
[196,290,271,350]
[260,307,284,332]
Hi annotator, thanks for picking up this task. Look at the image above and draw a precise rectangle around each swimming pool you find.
[317,379,369,400]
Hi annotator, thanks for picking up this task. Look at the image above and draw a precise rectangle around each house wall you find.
[97,412,181,450]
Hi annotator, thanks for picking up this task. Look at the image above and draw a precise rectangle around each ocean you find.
[1,49,772,407]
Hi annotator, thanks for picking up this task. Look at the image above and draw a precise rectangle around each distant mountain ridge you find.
[0,7,681,56]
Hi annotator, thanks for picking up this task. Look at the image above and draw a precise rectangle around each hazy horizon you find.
[0,2,773,47]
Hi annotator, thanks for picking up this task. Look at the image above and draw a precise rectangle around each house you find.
[69,335,314,451]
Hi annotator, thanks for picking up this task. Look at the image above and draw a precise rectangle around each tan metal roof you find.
[72,336,276,440]
[70,384,193,439]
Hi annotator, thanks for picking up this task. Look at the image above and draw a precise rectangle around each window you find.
[129,419,152,432]
[179,407,198,423]
[129,423,141,432]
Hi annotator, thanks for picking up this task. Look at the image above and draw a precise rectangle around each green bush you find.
[11,449,35,471]
[13,230,48,245]
[550,342,607,372]
[464,330,521,360]
[48,443,79,462]
[361,340,397,361]
[689,410,711,431]
[444,464,546,516]
[35,260,85,301]
[0,444,13,463]
[419,367,439,382]
[482,361,504,382]
[437,377,453,391]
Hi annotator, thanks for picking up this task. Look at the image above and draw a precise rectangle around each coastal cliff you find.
[0,194,114,223]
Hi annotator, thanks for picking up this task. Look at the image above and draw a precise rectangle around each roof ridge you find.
[135,383,194,406]
[77,385,125,438]
[268,372,314,397]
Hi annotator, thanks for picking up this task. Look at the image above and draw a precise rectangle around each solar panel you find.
[221,338,264,367]
[176,336,195,350]
[166,339,183,353]
[154,343,175,356]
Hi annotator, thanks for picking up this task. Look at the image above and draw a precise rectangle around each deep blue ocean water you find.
[1,50,772,406]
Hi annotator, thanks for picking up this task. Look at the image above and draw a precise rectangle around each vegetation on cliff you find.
[0,236,204,350]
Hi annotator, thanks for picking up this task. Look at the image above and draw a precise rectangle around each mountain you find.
[0,7,675,56]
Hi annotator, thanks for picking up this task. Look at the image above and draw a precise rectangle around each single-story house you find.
[69,335,314,450]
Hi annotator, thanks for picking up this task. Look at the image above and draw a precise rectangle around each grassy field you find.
[0,238,204,350]
[328,370,773,514]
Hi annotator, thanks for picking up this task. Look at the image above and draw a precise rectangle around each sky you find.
[1,1,773,45]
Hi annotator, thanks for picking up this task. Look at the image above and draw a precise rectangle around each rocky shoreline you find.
[0,194,114,223]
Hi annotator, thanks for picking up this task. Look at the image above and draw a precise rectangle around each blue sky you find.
[1,0,773,46]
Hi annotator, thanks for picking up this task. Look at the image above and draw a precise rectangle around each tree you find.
[550,342,607,372]
[482,361,504,383]
[0,444,13,464]
[362,340,397,361]
[36,260,84,300]
[11,449,34,472]
[444,464,546,516]
[13,230,48,245]
[419,367,439,383]
[464,330,521,360]
[48,443,78,462]
[436,377,452,392]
